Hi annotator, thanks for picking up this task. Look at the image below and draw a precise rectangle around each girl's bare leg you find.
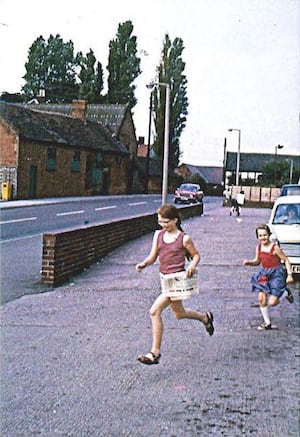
[170,300,208,323]
[149,295,171,356]
[268,295,280,307]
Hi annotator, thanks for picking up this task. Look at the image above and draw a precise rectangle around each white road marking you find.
[94,205,117,211]
[0,233,43,243]
[56,210,84,216]
[0,216,37,224]
[128,202,147,206]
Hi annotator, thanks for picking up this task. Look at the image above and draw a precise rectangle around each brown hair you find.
[255,223,271,238]
[157,204,183,230]
[157,204,192,258]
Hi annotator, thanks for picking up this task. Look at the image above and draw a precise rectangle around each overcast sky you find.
[0,0,299,166]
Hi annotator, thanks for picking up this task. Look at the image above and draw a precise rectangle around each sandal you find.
[137,352,161,365]
[257,323,272,330]
[205,312,214,336]
[285,288,294,304]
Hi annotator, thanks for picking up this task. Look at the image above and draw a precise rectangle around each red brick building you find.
[0,101,134,199]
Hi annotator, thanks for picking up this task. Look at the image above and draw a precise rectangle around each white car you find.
[268,195,300,275]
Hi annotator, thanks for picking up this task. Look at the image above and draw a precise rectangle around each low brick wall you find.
[41,204,203,286]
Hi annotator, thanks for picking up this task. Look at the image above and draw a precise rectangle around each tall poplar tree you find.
[152,34,189,169]
[78,49,104,102]
[22,34,80,102]
[107,20,141,108]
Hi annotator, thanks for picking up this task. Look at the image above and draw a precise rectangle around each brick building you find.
[35,102,138,158]
[0,101,133,199]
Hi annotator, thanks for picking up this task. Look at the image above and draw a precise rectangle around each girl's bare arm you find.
[135,231,159,272]
[184,235,200,277]
[274,245,294,283]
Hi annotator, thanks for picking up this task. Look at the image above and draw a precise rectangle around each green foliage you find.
[78,49,104,103]
[261,159,300,186]
[0,92,24,103]
[107,21,141,108]
[152,34,189,169]
[22,34,80,102]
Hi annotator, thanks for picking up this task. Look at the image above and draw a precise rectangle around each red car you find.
[174,183,204,204]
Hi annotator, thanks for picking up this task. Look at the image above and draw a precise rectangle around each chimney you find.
[72,100,87,120]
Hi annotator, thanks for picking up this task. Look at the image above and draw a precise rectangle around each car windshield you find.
[180,184,198,192]
[281,185,300,196]
[273,203,300,224]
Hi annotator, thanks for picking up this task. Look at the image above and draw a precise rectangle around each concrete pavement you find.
[1,203,299,436]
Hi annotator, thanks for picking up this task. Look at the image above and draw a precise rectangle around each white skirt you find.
[160,269,199,301]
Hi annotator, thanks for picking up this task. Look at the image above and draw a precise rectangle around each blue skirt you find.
[250,266,287,297]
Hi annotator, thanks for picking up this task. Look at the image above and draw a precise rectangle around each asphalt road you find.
[0,195,214,304]
[0,195,166,241]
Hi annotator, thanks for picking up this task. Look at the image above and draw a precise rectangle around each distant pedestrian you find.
[135,204,214,365]
[223,187,231,206]
[230,190,245,216]
[243,223,294,330]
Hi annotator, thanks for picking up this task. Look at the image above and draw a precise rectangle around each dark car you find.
[280,184,300,196]
[174,183,204,204]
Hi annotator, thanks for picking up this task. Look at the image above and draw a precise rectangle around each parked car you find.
[174,183,204,204]
[280,184,300,196]
[268,195,300,276]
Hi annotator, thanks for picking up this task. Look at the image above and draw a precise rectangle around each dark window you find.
[72,151,81,172]
[96,151,103,168]
[46,147,56,171]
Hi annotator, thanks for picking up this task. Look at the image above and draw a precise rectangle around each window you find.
[72,151,81,172]
[46,147,56,171]
[96,151,103,168]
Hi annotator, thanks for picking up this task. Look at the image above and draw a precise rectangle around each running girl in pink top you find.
[243,224,294,330]
[135,204,214,365]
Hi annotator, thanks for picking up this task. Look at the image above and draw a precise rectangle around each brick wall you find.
[105,154,129,195]
[16,140,129,199]
[0,120,18,166]
[0,121,18,198]
[41,204,203,286]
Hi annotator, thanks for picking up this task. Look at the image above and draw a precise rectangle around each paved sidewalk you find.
[1,205,299,436]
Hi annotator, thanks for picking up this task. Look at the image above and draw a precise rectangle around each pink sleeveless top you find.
[157,230,186,274]
[259,243,280,268]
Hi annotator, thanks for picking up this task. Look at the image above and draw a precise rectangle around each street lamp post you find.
[289,159,294,184]
[146,81,170,205]
[228,128,241,186]
[145,91,153,193]
[275,144,284,157]
[274,144,284,185]
[223,137,227,187]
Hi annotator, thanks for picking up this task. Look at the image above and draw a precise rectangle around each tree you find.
[261,159,300,186]
[107,21,141,108]
[152,34,189,169]
[78,49,104,102]
[0,92,24,103]
[22,34,80,103]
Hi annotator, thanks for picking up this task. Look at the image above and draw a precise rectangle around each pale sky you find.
[0,0,299,166]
